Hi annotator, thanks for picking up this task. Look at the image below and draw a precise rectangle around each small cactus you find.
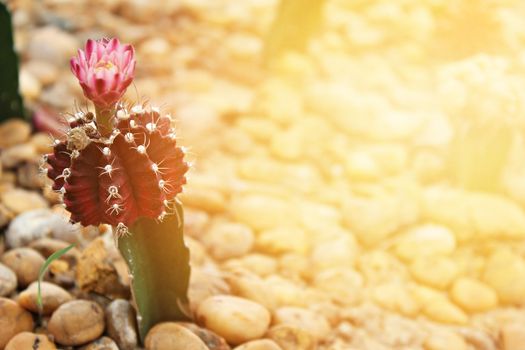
[45,104,188,235]
[44,38,191,341]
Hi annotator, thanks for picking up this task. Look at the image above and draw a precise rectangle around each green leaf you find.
[0,3,24,122]
[118,201,191,342]
[37,244,75,314]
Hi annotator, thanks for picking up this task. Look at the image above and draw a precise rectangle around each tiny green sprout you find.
[37,244,75,315]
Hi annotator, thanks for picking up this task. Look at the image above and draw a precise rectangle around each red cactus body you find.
[45,104,188,234]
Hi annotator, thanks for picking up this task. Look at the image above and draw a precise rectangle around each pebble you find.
[0,189,48,215]
[0,120,31,148]
[203,222,254,260]
[1,143,37,168]
[48,300,105,346]
[105,299,138,350]
[197,295,271,345]
[230,195,292,231]
[1,247,45,287]
[222,254,277,277]
[25,60,60,86]
[0,297,34,349]
[145,322,208,350]
[17,162,45,189]
[372,282,419,317]
[483,248,525,304]
[179,322,231,350]
[5,209,71,247]
[394,224,456,261]
[313,269,363,305]
[423,299,468,324]
[78,336,119,350]
[188,269,230,312]
[424,329,467,350]
[273,307,331,342]
[256,226,309,255]
[501,324,525,350]
[266,325,315,350]
[225,270,278,310]
[5,332,56,350]
[27,26,78,65]
[0,263,17,297]
[451,278,498,313]
[18,281,72,315]
[233,339,283,350]
[19,69,42,100]
[29,238,80,264]
[311,235,357,271]
[409,256,458,289]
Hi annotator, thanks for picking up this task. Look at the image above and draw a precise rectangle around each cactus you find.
[45,38,191,341]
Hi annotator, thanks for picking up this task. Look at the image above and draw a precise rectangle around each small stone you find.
[0,263,17,297]
[0,189,48,214]
[0,204,13,228]
[222,254,277,277]
[78,336,119,350]
[1,248,45,287]
[0,120,31,148]
[423,299,468,324]
[202,222,254,260]
[311,235,357,271]
[0,297,34,349]
[373,282,420,317]
[233,339,282,350]
[502,324,525,350]
[179,322,231,350]
[188,269,230,312]
[1,143,37,168]
[409,256,458,289]
[181,187,226,213]
[105,299,138,350]
[18,162,45,189]
[19,69,42,101]
[313,269,363,305]
[76,237,130,299]
[451,277,498,313]
[18,281,72,315]
[266,325,315,350]
[424,329,467,350]
[394,224,456,261]
[197,295,271,345]
[30,133,53,154]
[184,209,210,238]
[5,332,56,350]
[6,209,80,248]
[145,322,208,350]
[257,226,309,255]
[225,270,278,311]
[29,238,80,265]
[27,26,78,65]
[230,195,292,231]
[273,307,331,342]
[48,300,105,346]
[25,60,59,86]
[483,248,525,305]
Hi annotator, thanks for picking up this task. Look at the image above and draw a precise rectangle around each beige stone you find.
[423,299,468,324]
[1,247,45,287]
[222,254,277,277]
[266,325,315,350]
[230,195,292,231]
[424,329,467,350]
[395,224,456,261]
[0,298,34,349]
[483,248,525,304]
[450,277,498,313]
[5,332,56,350]
[1,189,48,214]
[257,226,309,255]
[48,300,105,346]
[196,295,270,345]
[313,268,363,305]
[409,256,458,289]
[202,222,254,260]
[234,339,283,350]
[0,263,17,297]
[502,324,525,350]
[372,282,419,317]
[145,323,208,350]
[0,120,31,148]
[273,307,331,342]
[18,281,73,315]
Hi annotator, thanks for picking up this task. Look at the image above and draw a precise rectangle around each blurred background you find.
[4,0,525,349]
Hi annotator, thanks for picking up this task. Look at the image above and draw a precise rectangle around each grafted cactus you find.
[44,38,191,341]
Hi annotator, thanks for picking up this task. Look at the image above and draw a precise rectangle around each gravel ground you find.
[1,0,525,349]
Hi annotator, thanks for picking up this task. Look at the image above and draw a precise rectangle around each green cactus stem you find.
[0,3,24,121]
[117,201,191,341]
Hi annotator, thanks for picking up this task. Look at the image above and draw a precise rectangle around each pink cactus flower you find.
[70,38,136,109]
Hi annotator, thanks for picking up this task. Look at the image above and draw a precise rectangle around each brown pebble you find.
[1,247,45,287]
[0,262,17,297]
[29,238,80,265]
[48,300,105,346]
[0,119,31,148]
[266,325,316,350]
[145,322,208,350]
[0,297,35,349]
[18,281,73,315]
[179,322,231,350]
[0,189,48,214]
[233,339,283,350]
[105,299,138,350]
[5,331,56,350]
[502,324,525,350]
[78,336,119,350]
